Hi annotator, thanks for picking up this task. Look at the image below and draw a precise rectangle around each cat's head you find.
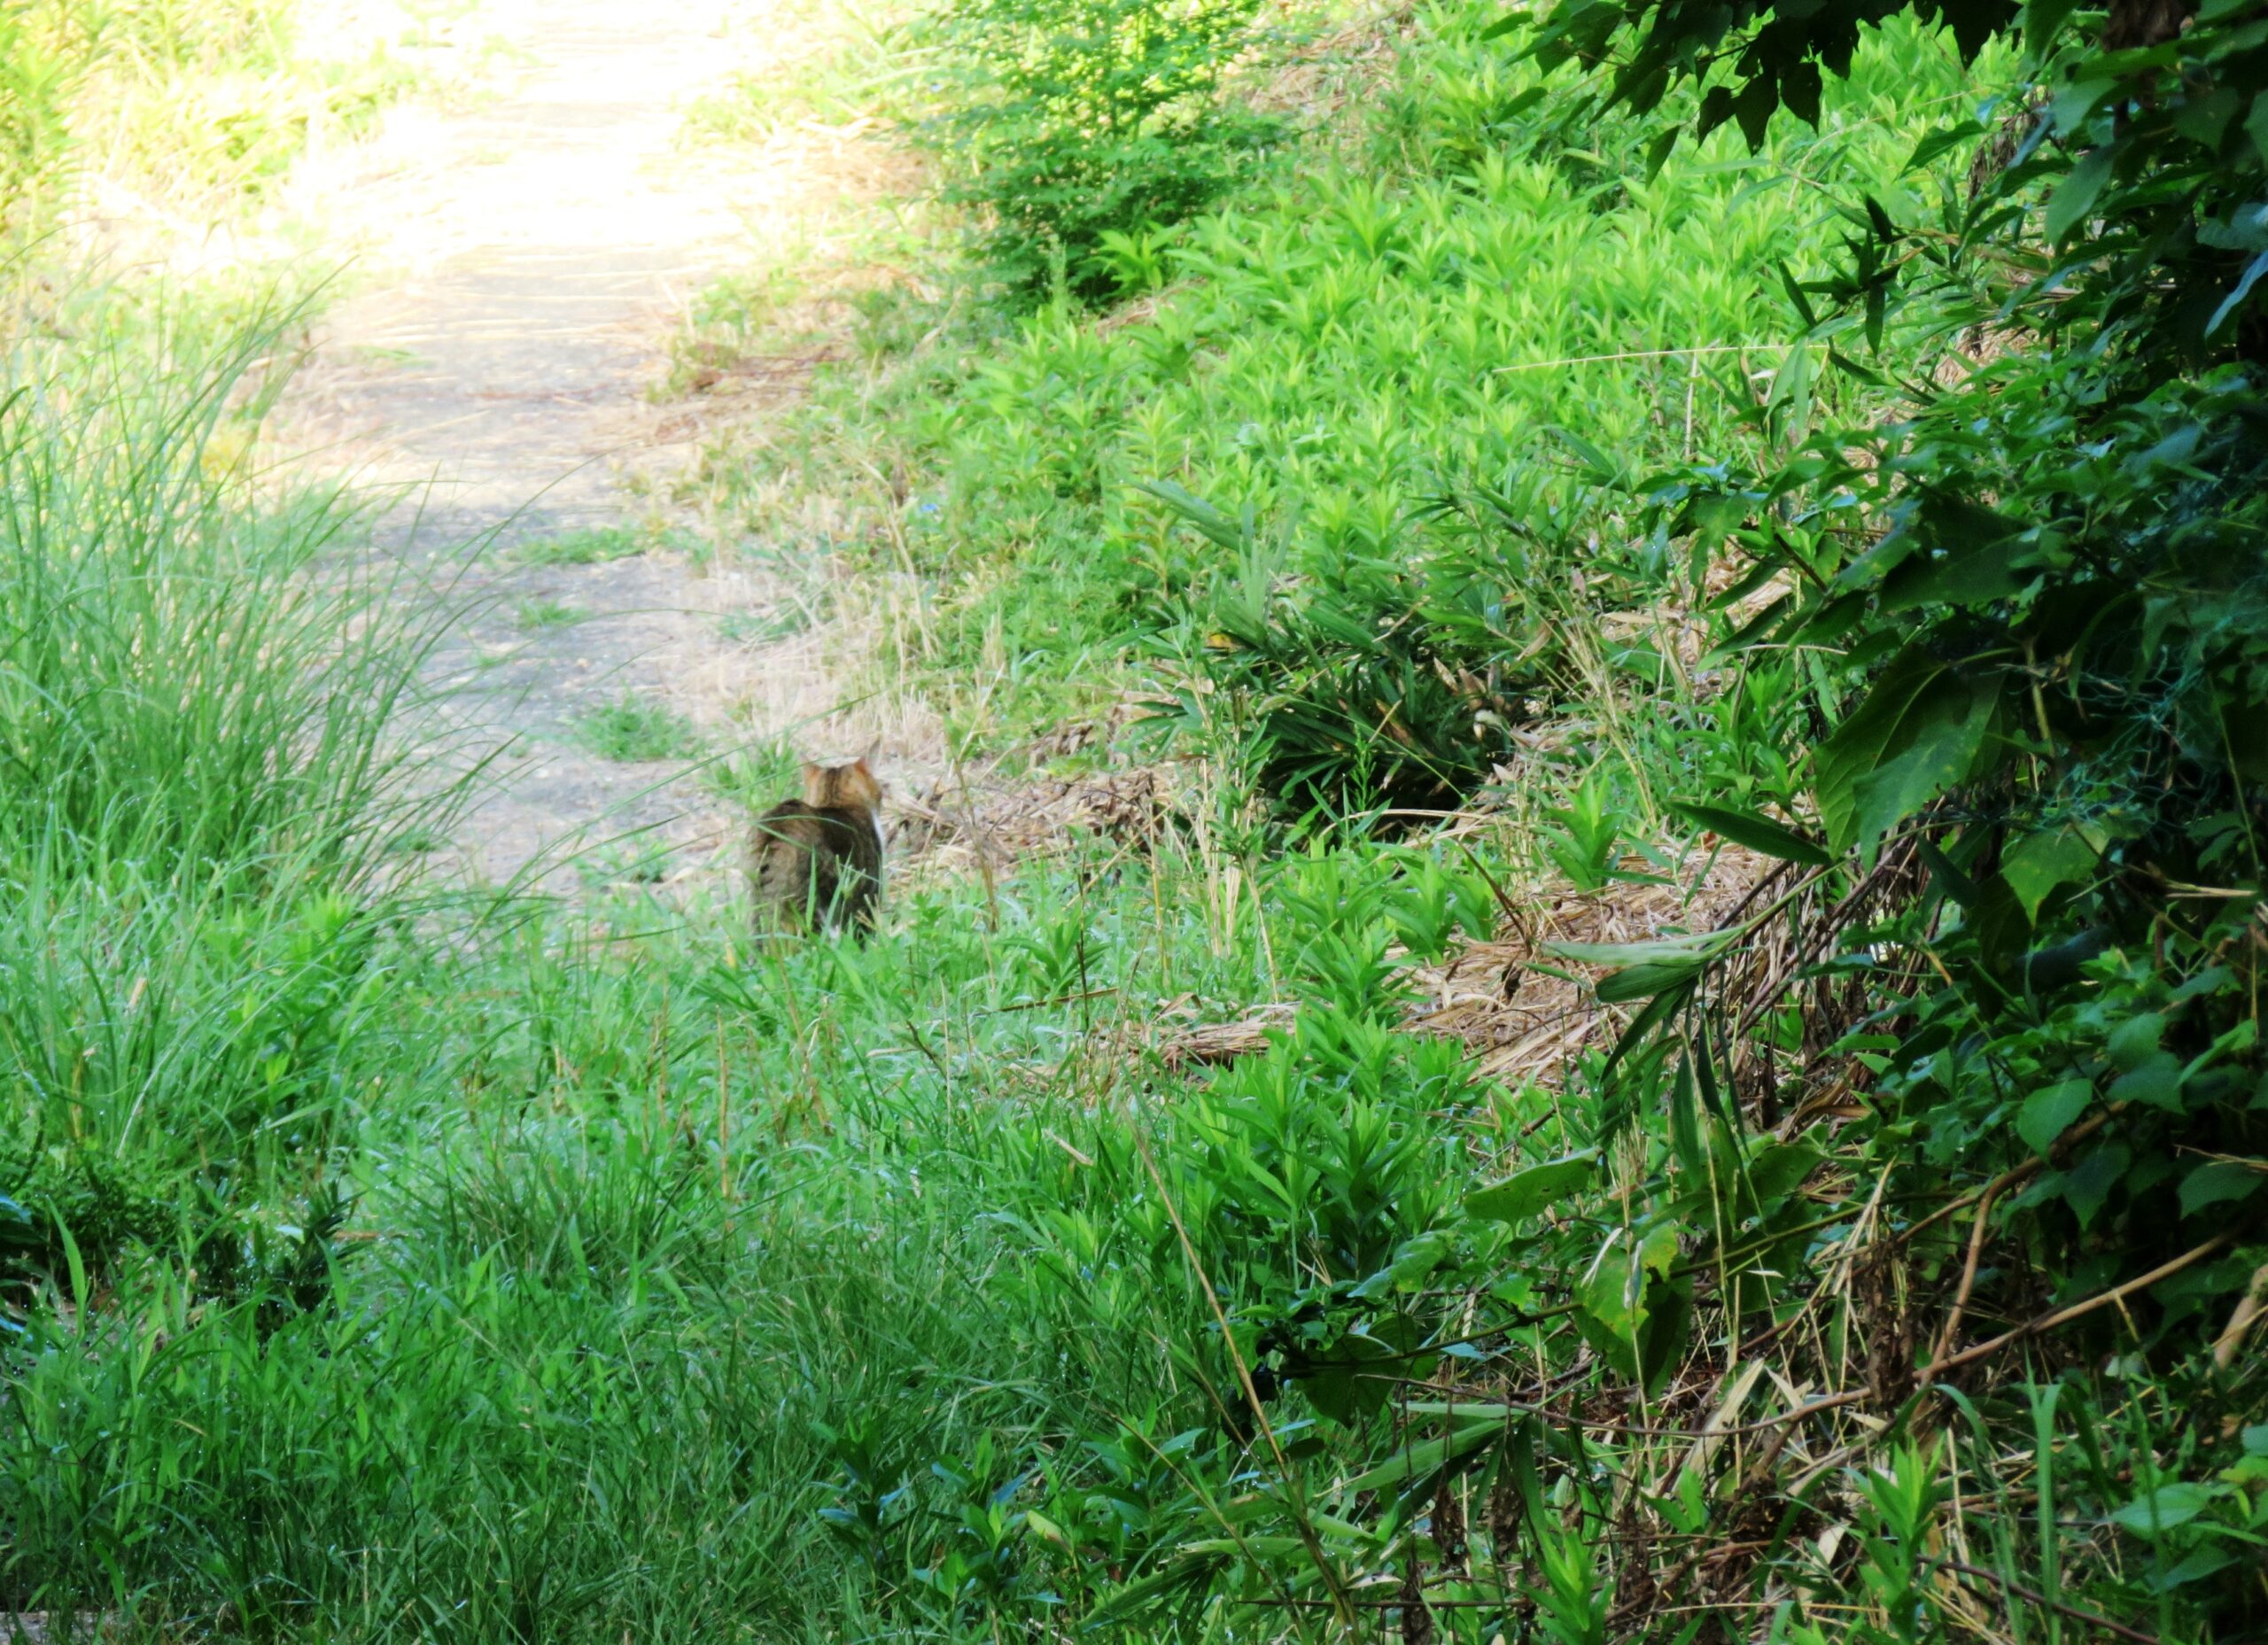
[802,757,883,813]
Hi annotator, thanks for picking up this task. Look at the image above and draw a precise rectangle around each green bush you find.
[915,0,1280,303]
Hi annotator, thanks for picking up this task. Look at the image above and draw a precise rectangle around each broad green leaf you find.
[2001,826,2099,922]
[1339,1417,1503,1494]
[2045,147,2113,241]
[2109,1482,2217,1536]
[2179,1160,2263,1216]
[2061,1142,2129,1228]
[2109,1051,2184,1112]
[2049,78,2115,136]
[1301,1330,1397,1424]
[2173,85,2241,149]
[1596,957,1707,1003]
[1349,1230,1455,1299]
[1575,1222,1685,1385]
[1670,800,1833,866]
[1579,1221,1681,1341]
[1547,936,1718,967]
[2016,1079,2092,1153]
[1814,649,1995,851]
[1465,1149,1600,1225]
[2023,0,2085,53]
[1878,517,2026,611]
[1744,1142,1822,1206]
[2107,1012,2165,1070]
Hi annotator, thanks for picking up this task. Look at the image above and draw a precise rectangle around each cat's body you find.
[749,758,885,935]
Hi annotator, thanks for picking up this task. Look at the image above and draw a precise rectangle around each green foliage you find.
[0,288,467,1387]
[754,4,1984,785]
[11,0,2268,1639]
[1554,0,2268,1430]
[0,306,456,879]
[913,0,1280,301]
[706,0,2268,1635]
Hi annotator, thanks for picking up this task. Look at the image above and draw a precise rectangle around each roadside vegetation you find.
[3,1,2264,1642]
[0,0,432,236]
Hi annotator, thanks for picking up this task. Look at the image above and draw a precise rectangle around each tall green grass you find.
[1,831,1286,1637]
[0,316,454,879]
[0,296,468,1292]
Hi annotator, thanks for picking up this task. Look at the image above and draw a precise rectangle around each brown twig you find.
[1927,1233,2235,1380]
[1929,1177,2004,1364]
[1400,1234,2235,1444]
[2211,1259,2268,1371]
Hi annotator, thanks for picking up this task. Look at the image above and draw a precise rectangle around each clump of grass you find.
[0,299,460,880]
[656,265,835,399]
[513,521,709,567]
[0,285,475,1296]
[511,524,648,567]
[703,736,804,808]
[577,694,707,762]
[512,597,586,629]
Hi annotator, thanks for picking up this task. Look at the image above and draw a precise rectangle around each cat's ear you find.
[801,761,825,782]
[861,736,882,763]
[849,757,873,778]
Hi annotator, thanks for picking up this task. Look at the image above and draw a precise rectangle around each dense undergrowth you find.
[1,0,2263,1641]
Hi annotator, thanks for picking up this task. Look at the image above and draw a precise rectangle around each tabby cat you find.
[749,757,885,935]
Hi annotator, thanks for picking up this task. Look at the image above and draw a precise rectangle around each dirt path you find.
[281,0,849,889]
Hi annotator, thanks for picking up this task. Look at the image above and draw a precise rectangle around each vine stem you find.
[1928,1176,2004,1364]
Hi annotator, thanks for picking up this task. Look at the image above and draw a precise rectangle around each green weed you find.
[511,524,649,566]
[576,694,707,762]
[914,0,1283,302]
[513,597,587,629]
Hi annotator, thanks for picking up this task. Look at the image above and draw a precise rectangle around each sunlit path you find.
[282,0,794,887]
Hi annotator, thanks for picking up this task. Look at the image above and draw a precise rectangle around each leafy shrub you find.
[914,0,1280,302]
[1143,485,1538,822]
[1565,0,2268,1358]
[1070,0,2268,1635]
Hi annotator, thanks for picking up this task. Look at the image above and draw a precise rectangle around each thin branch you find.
[1926,1233,2233,1380]
[1929,1176,2005,1364]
